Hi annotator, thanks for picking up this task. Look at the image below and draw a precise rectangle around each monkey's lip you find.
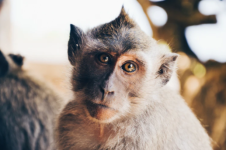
[85,100,117,121]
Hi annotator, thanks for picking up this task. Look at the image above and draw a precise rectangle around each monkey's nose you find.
[100,86,114,102]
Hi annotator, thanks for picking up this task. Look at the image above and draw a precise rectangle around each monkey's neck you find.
[95,122,122,142]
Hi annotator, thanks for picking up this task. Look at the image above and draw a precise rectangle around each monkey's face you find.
[71,48,150,123]
[68,8,178,123]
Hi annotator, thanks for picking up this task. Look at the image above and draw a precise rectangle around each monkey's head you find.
[68,8,178,123]
[0,50,24,77]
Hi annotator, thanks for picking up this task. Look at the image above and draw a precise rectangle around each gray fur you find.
[0,51,63,150]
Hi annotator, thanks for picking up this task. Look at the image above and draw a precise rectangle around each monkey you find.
[56,7,212,150]
[0,50,63,150]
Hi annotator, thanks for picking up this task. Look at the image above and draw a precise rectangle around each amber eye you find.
[98,53,110,64]
[122,62,137,73]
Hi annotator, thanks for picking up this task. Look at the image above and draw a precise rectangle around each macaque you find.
[56,8,212,150]
[0,50,63,150]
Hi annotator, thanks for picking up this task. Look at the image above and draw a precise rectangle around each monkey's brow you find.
[86,43,117,53]
[135,58,145,66]
[86,49,117,55]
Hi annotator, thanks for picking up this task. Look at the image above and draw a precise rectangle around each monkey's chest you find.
[70,124,150,150]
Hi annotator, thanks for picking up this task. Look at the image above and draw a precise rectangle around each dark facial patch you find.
[9,54,24,66]
[0,50,9,77]
[72,52,115,102]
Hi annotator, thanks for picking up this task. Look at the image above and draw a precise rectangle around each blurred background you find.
[0,0,225,149]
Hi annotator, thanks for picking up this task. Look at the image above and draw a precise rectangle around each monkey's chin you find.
[85,101,117,123]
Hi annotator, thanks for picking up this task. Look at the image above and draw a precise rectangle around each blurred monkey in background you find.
[0,50,63,150]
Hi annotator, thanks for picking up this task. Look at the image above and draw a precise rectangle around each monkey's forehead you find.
[85,28,150,54]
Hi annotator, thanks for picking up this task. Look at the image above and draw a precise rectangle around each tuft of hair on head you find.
[104,6,135,30]
[91,6,135,39]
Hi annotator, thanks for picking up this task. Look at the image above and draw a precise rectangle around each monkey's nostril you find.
[100,87,105,100]
[100,86,105,94]
[108,91,114,95]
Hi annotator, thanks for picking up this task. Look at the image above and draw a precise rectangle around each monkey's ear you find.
[68,24,85,66]
[157,53,178,86]
[9,54,24,67]
[0,50,9,77]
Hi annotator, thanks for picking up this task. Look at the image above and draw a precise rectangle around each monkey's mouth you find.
[85,100,117,121]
